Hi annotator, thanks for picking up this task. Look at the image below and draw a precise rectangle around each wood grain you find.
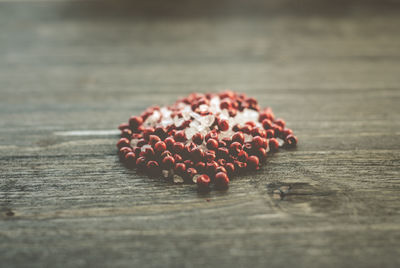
[1,1,400,267]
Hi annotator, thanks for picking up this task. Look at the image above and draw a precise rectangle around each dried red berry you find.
[174,163,186,175]
[121,128,133,139]
[229,142,242,156]
[124,152,136,167]
[196,174,211,191]
[129,116,143,130]
[174,130,187,142]
[247,155,260,170]
[162,155,175,169]
[192,133,204,145]
[117,138,131,149]
[173,142,185,154]
[285,134,298,148]
[252,136,264,149]
[118,123,130,131]
[225,162,235,176]
[149,135,161,146]
[214,172,229,190]
[218,118,229,131]
[269,138,279,152]
[232,132,245,144]
[164,137,175,149]
[206,138,219,150]
[154,141,167,153]
[262,119,273,130]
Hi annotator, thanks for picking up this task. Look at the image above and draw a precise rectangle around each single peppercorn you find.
[205,131,218,142]
[247,155,260,170]
[194,162,206,173]
[214,172,229,190]
[121,128,133,139]
[174,154,183,163]
[118,122,130,131]
[124,152,136,167]
[149,135,161,146]
[232,132,245,144]
[192,132,204,145]
[274,118,286,129]
[129,116,143,130]
[162,155,175,169]
[229,142,242,156]
[225,162,235,176]
[173,142,185,154]
[269,138,279,152]
[205,150,216,162]
[196,174,211,192]
[174,162,186,175]
[285,134,298,148]
[252,136,264,149]
[136,157,147,171]
[218,118,229,131]
[154,141,167,154]
[191,147,205,162]
[206,138,219,150]
[237,150,248,162]
[262,119,273,130]
[146,160,160,176]
[174,130,187,142]
[266,129,274,139]
[117,138,131,149]
[164,137,175,149]
[186,167,198,182]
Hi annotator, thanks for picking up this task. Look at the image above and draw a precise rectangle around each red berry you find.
[162,156,175,169]
[237,150,248,162]
[218,119,229,131]
[118,123,130,131]
[192,133,204,145]
[262,119,273,130]
[205,131,218,142]
[173,142,185,154]
[124,152,136,167]
[129,116,143,130]
[225,163,235,176]
[229,142,242,156]
[119,147,133,158]
[149,135,161,146]
[252,136,264,149]
[164,137,175,149]
[117,138,131,149]
[174,163,186,175]
[274,118,286,129]
[232,132,245,144]
[196,174,211,191]
[285,134,298,148]
[269,138,279,152]
[247,155,260,170]
[174,130,187,142]
[206,138,219,150]
[214,172,229,190]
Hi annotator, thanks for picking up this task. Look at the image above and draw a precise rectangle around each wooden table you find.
[1,1,399,267]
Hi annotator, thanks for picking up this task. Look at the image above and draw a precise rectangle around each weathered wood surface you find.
[1,1,400,267]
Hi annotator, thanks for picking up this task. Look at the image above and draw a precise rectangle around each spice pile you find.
[117,91,298,191]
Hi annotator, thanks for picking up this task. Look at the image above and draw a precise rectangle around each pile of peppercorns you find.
[117,91,298,191]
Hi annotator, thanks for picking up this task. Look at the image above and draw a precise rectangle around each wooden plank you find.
[0,1,400,267]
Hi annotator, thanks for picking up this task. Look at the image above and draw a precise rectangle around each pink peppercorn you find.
[174,130,187,142]
[124,152,136,167]
[195,162,206,173]
[205,131,218,142]
[218,118,229,131]
[266,129,274,139]
[117,138,131,149]
[237,150,248,162]
[254,147,267,162]
[162,155,175,169]
[269,138,279,152]
[154,141,166,153]
[214,172,229,190]
[121,128,133,139]
[174,162,186,175]
[164,137,175,149]
[247,155,260,170]
[232,132,245,144]
[205,150,216,162]
[206,138,219,150]
[241,125,252,134]
[135,157,147,171]
[229,142,242,156]
[196,174,211,191]
[285,134,298,148]
[192,133,204,145]
[129,116,143,130]
[225,163,235,176]
[282,128,293,138]
[191,147,205,162]
[217,147,229,158]
[173,142,185,154]
[262,119,273,130]
[149,135,161,146]
[252,136,264,149]
[174,154,183,163]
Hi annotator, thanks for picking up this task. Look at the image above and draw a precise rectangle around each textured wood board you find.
[0,1,400,267]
